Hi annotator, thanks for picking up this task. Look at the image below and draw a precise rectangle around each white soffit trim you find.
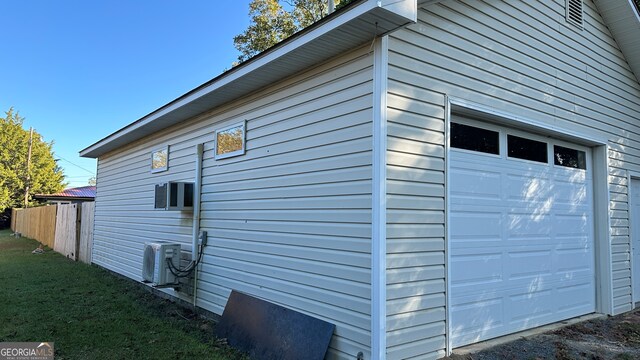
[80,0,417,158]
[372,35,388,360]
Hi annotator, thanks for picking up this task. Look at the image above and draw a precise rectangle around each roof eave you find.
[80,0,417,159]
[594,0,640,83]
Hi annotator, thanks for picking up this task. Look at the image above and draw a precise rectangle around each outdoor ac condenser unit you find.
[142,241,182,286]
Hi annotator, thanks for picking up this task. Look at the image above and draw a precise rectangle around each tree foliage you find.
[233,0,353,63]
[0,108,65,211]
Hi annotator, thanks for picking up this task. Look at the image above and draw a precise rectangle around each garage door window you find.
[554,145,587,169]
[450,122,499,155]
[507,135,547,163]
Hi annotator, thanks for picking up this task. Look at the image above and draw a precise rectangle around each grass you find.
[0,229,245,360]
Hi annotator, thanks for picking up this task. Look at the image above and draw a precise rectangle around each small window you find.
[215,121,245,159]
[554,145,587,170]
[507,135,547,163]
[450,122,500,155]
[151,146,168,173]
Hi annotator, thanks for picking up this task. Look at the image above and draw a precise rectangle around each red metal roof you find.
[38,186,96,199]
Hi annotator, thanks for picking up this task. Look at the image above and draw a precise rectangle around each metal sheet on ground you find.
[216,290,335,360]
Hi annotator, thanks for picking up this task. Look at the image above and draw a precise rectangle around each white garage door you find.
[449,118,595,348]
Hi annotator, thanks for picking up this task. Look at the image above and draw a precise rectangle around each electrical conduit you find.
[192,143,204,308]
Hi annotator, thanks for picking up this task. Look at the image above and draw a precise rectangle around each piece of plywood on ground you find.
[78,202,94,264]
[54,204,78,260]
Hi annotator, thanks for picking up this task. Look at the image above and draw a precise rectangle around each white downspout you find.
[328,0,335,13]
[192,143,204,307]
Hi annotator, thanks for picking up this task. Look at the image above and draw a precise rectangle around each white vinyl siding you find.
[93,45,374,360]
[385,80,447,359]
[386,0,640,358]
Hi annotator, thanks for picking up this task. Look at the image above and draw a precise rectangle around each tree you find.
[233,0,353,62]
[0,108,65,212]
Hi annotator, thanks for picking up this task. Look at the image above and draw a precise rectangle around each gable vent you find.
[566,0,584,28]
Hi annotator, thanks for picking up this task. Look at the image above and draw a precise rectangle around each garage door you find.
[449,118,595,347]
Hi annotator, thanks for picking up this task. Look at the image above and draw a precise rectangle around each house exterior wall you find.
[385,0,640,358]
[93,45,375,359]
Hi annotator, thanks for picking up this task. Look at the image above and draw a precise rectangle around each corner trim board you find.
[628,171,640,306]
[444,96,453,356]
[372,35,388,360]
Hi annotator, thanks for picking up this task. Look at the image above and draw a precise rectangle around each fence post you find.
[75,204,82,261]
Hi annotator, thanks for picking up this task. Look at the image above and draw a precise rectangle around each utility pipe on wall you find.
[328,0,335,14]
[191,143,204,307]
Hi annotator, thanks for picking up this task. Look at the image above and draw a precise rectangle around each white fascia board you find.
[80,0,417,159]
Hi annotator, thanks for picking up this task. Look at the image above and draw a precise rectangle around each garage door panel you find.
[506,249,553,279]
[450,252,502,287]
[449,122,595,348]
[505,213,552,237]
[506,175,552,203]
[450,297,504,342]
[555,214,590,232]
[450,167,502,199]
[450,212,501,237]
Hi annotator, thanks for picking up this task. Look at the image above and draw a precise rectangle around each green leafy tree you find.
[0,108,65,211]
[233,0,297,63]
[233,0,354,62]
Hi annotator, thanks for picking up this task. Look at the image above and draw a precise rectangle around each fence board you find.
[11,208,16,231]
[54,204,78,260]
[78,202,95,264]
[11,206,57,247]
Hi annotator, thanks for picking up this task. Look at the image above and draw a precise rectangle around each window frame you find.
[450,121,501,157]
[215,120,246,160]
[553,144,588,170]
[150,146,169,173]
[506,134,549,164]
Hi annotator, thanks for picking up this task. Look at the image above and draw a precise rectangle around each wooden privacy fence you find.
[11,202,95,264]
[11,206,57,248]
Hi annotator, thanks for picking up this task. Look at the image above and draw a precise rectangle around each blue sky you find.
[0,0,252,187]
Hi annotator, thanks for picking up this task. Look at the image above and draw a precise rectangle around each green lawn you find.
[0,229,244,360]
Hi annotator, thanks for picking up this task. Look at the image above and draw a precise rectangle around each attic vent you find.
[566,0,584,28]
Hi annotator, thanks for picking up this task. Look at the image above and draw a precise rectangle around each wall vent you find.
[566,0,584,28]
